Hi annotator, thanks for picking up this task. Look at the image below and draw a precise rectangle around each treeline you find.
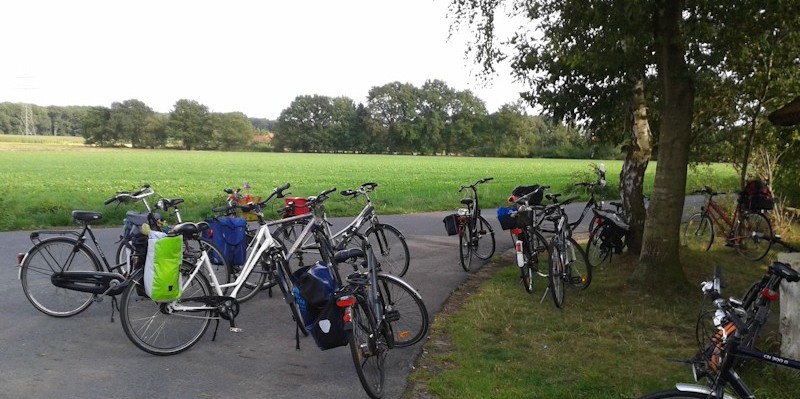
[0,79,617,158]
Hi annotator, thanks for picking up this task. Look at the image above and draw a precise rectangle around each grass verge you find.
[406,244,800,398]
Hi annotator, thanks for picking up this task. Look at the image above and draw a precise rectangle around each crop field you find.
[0,141,738,231]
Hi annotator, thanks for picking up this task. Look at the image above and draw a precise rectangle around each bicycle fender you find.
[674,383,736,399]
[377,273,423,300]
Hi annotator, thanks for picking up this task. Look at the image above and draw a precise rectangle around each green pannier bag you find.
[144,231,183,302]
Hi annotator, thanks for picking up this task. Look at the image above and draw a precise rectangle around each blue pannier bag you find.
[203,217,247,267]
[292,262,348,350]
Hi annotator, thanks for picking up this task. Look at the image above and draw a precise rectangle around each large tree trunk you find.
[620,79,653,255]
[631,0,694,290]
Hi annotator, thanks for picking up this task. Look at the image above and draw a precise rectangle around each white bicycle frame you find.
[170,212,316,312]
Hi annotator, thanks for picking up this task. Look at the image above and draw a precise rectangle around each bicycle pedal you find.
[229,327,243,333]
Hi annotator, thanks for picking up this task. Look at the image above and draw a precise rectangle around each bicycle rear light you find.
[17,252,25,265]
[336,295,356,308]
[761,287,779,302]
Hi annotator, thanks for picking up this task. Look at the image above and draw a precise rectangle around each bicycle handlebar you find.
[104,184,155,205]
[459,177,493,192]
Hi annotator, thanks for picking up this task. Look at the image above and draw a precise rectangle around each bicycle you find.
[452,177,496,272]
[118,183,302,355]
[639,263,800,399]
[16,193,150,318]
[274,182,411,277]
[540,193,592,308]
[683,186,773,261]
[505,185,551,294]
[329,238,429,398]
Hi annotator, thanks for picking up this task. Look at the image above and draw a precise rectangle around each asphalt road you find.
[0,196,706,399]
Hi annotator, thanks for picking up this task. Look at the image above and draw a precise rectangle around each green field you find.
[0,141,738,231]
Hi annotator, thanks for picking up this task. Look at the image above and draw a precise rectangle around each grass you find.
[407,241,800,399]
[0,141,737,231]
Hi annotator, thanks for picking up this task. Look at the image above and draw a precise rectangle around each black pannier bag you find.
[511,184,543,205]
[740,180,774,211]
[292,263,348,350]
[443,214,459,235]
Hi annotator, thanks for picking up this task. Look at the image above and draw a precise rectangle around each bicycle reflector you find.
[336,295,356,308]
[17,252,25,265]
[762,287,780,302]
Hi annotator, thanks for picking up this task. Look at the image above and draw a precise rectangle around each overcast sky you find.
[1,0,529,120]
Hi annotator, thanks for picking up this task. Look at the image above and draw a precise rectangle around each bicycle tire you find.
[349,296,387,399]
[119,261,212,356]
[472,215,496,260]
[376,274,429,347]
[364,224,410,277]
[733,211,773,261]
[565,237,592,290]
[459,226,472,272]
[585,222,609,268]
[20,237,102,317]
[519,228,548,294]
[547,240,566,308]
[519,229,535,293]
[113,238,132,276]
[184,237,235,294]
[638,390,716,399]
[683,213,714,252]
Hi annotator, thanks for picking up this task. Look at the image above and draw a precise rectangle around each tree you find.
[210,112,255,150]
[274,95,356,152]
[80,106,113,146]
[167,99,211,150]
[367,82,420,153]
[110,99,155,148]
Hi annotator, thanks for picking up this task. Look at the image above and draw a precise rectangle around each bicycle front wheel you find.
[547,241,566,308]
[683,213,714,252]
[458,226,472,272]
[349,296,387,399]
[376,274,429,347]
[365,224,410,277]
[472,215,496,260]
[519,228,548,294]
[565,237,592,290]
[734,211,773,261]
[119,262,212,356]
[20,237,102,317]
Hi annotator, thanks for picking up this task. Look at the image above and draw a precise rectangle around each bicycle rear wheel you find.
[365,224,410,277]
[547,241,566,308]
[376,274,429,347]
[565,237,592,290]
[472,215,496,260]
[459,225,472,272]
[119,262,212,356]
[20,237,102,317]
[585,222,609,268]
[349,296,387,399]
[683,213,714,252]
[733,211,773,261]
[519,228,548,294]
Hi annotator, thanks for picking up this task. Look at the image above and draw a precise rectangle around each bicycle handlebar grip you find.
[341,189,356,197]
[483,177,494,182]
[275,182,291,198]
[103,196,116,205]
[361,182,378,189]
[320,187,337,197]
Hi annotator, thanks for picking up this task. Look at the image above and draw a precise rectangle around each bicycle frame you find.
[703,197,740,238]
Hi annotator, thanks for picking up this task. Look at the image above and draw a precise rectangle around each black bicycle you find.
[640,263,800,399]
[453,177,496,271]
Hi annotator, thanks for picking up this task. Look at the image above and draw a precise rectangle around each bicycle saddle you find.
[771,261,800,283]
[171,221,210,237]
[72,211,103,223]
[460,198,474,206]
[158,198,184,208]
[334,248,365,263]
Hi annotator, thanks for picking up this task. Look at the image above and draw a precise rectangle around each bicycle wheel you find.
[458,225,472,272]
[472,215,496,260]
[683,213,714,252]
[20,237,102,317]
[638,390,715,398]
[547,241,566,308]
[113,239,132,275]
[119,262,212,356]
[365,224,410,277]
[376,274,429,347]
[733,211,773,261]
[585,222,609,268]
[519,228,548,294]
[349,296,387,399]
[565,237,592,290]
[275,251,308,335]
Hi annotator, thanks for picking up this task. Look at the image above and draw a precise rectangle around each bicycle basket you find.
[283,197,310,216]
[496,206,517,230]
[443,213,459,235]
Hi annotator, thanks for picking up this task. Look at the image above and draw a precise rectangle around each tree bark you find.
[620,79,653,255]
[632,0,694,290]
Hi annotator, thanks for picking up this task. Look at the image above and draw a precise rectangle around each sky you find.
[0,0,530,120]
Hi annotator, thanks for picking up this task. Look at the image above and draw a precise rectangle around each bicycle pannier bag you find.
[443,213,459,235]
[496,206,518,231]
[598,213,629,254]
[510,184,543,205]
[204,217,247,267]
[292,262,348,350]
[740,180,774,211]
[144,231,183,302]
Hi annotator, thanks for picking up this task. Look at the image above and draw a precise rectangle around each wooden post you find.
[778,253,800,359]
